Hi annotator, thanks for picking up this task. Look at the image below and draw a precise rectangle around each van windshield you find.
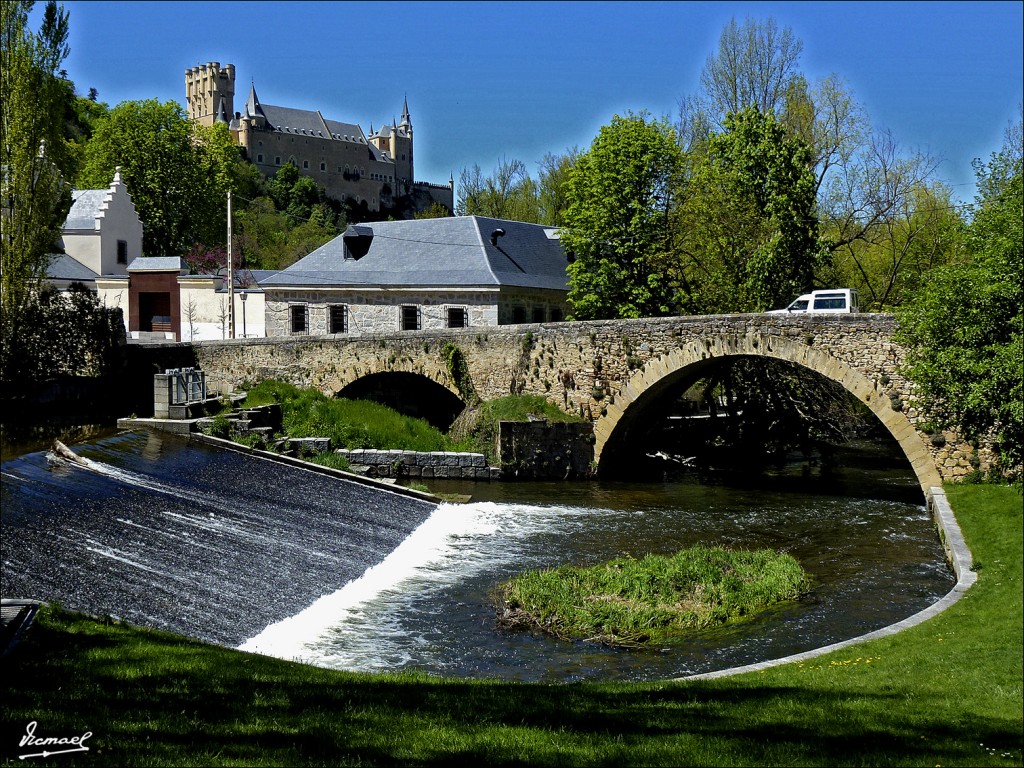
[788,299,809,311]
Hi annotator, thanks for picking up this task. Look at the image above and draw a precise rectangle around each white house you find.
[48,168,143,290]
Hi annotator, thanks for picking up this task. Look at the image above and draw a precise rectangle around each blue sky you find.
[37,1,1023,204]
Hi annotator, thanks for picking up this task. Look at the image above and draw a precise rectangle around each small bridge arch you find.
[593,332,943,491]
[336,370,466,431]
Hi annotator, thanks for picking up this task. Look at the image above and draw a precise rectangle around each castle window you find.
[275,156,281,165]
[257,153,264,163]
[303,160,309,169]
[320,162,326,171]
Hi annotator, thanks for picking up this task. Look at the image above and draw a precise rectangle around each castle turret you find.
[185,62,235,127]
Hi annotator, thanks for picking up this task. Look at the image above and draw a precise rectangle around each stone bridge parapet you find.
[128,313,994,489]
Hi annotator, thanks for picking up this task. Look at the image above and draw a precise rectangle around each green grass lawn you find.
[1,484,1020,767]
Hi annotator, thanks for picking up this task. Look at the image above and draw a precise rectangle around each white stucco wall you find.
[179,277,265,341]
[95,276,130,330]
[61,231,102,275]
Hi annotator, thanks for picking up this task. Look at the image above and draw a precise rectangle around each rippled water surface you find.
[1,430,953,682]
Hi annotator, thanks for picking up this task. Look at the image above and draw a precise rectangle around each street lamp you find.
[240,291,247,338]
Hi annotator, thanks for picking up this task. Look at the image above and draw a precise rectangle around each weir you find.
[1,431,437,647]
[2,429,955,682]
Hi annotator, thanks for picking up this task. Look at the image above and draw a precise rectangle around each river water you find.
[1,428,953,682]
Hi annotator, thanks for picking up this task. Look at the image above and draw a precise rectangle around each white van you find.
[768,289,860,314]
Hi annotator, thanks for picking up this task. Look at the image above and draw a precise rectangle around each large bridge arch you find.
[593,332,943,492]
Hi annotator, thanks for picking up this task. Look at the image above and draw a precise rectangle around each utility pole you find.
[227,190,235,339]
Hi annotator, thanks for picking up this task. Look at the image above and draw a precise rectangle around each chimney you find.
[490,228,506,246]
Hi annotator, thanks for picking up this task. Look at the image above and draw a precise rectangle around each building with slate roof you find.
[185,62,454,217]
[48,168,143,289]
[261,216,570,337]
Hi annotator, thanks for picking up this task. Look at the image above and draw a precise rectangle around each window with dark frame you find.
[512,306,527,324]
[532,307,545,323]
[400,305,420,331]
[550,307,563,322]
[116,240,128,265]
[329,304,348,334]
[447,307,467,328]
[289,305,308,335]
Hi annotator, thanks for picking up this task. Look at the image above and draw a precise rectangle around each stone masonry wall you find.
[130,314,998,485]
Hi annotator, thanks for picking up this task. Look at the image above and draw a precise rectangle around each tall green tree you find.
[679,17,945,308]
[677,108,822,312]
[0,0,72,318]
[562,113,684,320]
[77,99,239,257]
[897,119,1023,478]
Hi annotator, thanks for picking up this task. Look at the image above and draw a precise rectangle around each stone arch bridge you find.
[131,314,982,492]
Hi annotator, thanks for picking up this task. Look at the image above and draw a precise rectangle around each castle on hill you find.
[185,62,454,218]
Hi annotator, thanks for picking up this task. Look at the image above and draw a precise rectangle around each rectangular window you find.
[257,153,264,163]
[550,307,563,322]
[447,307,467,328]
[813,295,847,310]
[512,306,526,324]
[275,156,281,165]
[289,305,308,335]
[532,307,545,323]
[329,304,348,334]
[116,240,128,265]
[303,160,309,169]
[400,305,420,331]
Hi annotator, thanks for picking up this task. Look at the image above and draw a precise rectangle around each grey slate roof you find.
[46,253,99,281]
[260,104,367,145]
[262,216,568,292]
[127,257,189,272]
[63,189,106,230]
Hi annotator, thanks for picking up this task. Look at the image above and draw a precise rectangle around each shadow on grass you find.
[1,607,1018,767]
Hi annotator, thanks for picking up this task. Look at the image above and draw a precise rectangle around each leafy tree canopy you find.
[676,107,822,312]
[77,99,240,257]
[897,120,1023,478]
[562,113,684,320]
[0,0,72,318]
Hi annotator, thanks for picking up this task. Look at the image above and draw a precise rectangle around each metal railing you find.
[167,367,207,405]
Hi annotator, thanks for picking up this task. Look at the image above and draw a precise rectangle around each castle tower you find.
[394,96,414,189]
[185,62,235,127]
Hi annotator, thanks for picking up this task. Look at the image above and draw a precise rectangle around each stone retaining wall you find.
[336,448,499,480]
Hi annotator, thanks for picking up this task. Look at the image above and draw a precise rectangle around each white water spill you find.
[240,500,600,666]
